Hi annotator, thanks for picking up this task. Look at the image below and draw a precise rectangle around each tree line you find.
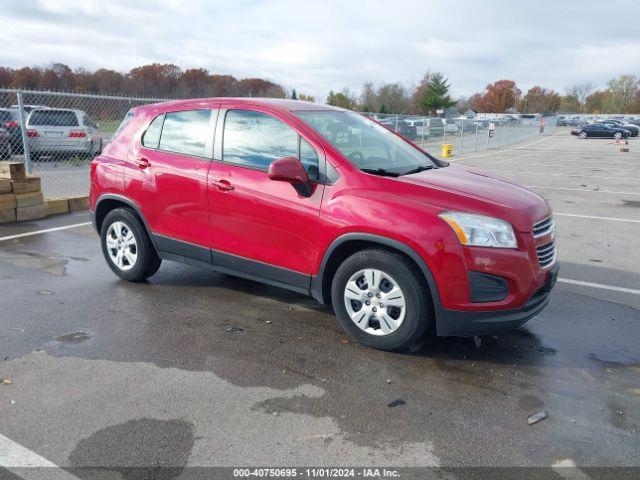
[1,62,639,114]
[327,73,640,115]
[0,63,291,99]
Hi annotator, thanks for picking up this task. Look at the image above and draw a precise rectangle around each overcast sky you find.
[1,0,639,99]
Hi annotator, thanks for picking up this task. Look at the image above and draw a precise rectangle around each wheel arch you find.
[311,233,442,313]
[93,194,158,251]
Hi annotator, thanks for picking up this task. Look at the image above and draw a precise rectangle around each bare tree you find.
[607,75,639,113]
[567,82,595,113]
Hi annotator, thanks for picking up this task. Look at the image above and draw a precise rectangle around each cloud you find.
[0,0,638,99]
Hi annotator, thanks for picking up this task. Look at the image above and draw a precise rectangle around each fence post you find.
[497,121,502,148]
[16,91,32,174]
[458,122,464,153]
[420,117,425,148]
[474,121,479,152]
[486,123,490,150]
[394,115,399,133]
[442,123,446,145]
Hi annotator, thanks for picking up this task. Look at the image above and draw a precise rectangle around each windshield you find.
[295,111,438,175]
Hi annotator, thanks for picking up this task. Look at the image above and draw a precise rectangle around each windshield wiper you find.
[361,168,401,177]
[401,164,435,176]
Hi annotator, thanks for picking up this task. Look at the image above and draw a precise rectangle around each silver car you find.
[26,108,102,159]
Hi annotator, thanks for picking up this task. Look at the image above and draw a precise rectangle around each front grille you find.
[533,217,555,238]
[537,241,556,268]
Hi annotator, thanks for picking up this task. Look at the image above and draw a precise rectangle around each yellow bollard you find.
[441,144,453,158]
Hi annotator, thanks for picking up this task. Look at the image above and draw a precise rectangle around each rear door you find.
[124,108,216,261]
[206,107,324,285]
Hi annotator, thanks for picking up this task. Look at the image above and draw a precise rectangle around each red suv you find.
[90,99,558,351]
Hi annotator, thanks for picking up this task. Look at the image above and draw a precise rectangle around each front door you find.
[207,108,324,289]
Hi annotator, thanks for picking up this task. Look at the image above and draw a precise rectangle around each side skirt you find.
[152,234,311,296]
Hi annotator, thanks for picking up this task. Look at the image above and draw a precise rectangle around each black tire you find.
[613,132,622,140]
[578,131,587,139]
[100,208,161,282]
[331,249,431,351]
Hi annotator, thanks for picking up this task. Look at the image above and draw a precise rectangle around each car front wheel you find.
[100,208,161,282]
[331,249,431,350]
[613,132,623,140]
[578,132,587,139]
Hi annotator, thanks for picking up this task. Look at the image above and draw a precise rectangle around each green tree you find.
[326,89,356,109]
[418,72,455,115]
[291,88,298,100]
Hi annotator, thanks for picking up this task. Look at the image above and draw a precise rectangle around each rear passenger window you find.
[142,114,164,149]
[159,110,211,157]
[223,110,297,170]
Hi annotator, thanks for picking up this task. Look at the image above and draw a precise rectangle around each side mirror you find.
[268,156,309,184]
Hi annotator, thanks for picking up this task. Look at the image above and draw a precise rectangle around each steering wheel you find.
[347,151,364,162]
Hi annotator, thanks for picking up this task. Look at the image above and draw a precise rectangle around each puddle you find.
[0,251,68,276]
[55,331,91,343]
[588,350,638,367]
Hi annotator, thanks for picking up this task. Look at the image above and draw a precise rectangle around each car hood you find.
[396,164,550,232]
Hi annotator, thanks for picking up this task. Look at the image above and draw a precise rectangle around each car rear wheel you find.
[331,249,431,351]
[100,208,161,282]
[578,132,587,139]
[613,132,623,140]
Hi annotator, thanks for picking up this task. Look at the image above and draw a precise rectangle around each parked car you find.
[600,119,639,137]
[445,119,459,134]
[0,108,23,153]
[90,98,558,351]
[378,118,417,140]
[571,123,630,140]
[26,108,102,159]
[0,127,11,159]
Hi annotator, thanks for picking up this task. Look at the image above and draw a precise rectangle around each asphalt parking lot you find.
[0,129,638,477]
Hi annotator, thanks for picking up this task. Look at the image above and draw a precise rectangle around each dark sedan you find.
[0,127,11,159]
[571,123,630,140]
[0,108,25,153]
[601,119,638,137]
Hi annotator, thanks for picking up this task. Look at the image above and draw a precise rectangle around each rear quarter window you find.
[111,110,135,141]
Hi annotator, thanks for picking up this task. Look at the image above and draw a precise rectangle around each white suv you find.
[26,108,102,159]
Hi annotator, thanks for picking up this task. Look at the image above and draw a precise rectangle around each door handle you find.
[211,179,234,191]
[136,157,150,169]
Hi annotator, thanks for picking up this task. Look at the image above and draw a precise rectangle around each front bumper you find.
[436,263,558,336]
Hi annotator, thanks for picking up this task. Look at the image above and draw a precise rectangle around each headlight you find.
[438,212,517,248]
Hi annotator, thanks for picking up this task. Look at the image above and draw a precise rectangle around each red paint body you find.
[90,98,555,318]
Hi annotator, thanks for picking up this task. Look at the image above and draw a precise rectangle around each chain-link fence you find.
[0,88,557,199]
[0,88,171,198]
[362,112,557,156]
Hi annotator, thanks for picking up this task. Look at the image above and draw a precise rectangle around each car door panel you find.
[207,108,324,277]
[124,109,215,250]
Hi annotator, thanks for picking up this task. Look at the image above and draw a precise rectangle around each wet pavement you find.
[0,132,639,475]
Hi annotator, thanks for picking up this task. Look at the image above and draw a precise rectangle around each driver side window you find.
[223,109,319,180]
